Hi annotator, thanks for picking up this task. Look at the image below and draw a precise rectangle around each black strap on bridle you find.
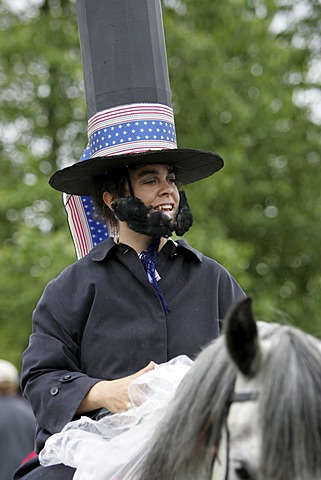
[230,391,259,403]
[223,390,259,480]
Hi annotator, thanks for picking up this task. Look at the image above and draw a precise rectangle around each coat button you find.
[50,386,59,396]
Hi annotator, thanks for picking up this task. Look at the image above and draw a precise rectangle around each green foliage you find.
[0,0,321,368]
[0,0,81,367]
[165,0,321,332]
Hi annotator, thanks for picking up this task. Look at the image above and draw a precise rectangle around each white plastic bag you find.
[39,355,193,480]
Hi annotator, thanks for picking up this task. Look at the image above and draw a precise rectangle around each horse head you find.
[214,297,321,480]
[138,297,321,480]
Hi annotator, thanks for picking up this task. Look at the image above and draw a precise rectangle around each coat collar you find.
[90,237,202,263]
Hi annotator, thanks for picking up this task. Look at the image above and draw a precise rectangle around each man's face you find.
[128,164,180,222]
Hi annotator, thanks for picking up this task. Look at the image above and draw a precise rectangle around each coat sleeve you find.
[21,269,101,435]
[217,264,246,324]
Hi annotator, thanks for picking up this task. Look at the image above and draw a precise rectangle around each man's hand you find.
[77,362,156,414]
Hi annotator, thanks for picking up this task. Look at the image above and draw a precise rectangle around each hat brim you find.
[49,148,224,196]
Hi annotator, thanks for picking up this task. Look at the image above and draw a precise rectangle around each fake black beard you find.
[111,191,193,238]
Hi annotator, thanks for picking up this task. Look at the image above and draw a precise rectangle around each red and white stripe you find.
[63,193,93,259]
[88,103,175,138]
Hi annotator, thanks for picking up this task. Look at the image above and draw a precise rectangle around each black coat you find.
[22,238,245,452]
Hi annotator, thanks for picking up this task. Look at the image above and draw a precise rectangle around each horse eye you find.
[235,465,253,480]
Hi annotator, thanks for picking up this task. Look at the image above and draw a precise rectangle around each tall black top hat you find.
[49,0,224,257]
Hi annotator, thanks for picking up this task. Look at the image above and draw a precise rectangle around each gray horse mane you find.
[136,323,321,480]
[260,324,321,479]
[136,335,237,480]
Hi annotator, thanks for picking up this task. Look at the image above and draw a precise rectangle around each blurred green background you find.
[1,0,321,369]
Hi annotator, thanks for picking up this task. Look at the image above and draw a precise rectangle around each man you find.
[15,1,245,478]
[0,359,36,480]
[17,156,244,480]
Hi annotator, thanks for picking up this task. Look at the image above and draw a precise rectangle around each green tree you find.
[165,0,321,330]
[0,0,80,365]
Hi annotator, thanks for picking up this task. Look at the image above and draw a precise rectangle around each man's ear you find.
[102,191,116,209]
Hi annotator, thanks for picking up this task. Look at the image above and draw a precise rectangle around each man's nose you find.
[159,180,174,195]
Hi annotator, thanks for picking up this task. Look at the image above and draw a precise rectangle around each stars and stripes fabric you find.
[63,103,178,259]
[88,103,177,158]
[63,194,110,261]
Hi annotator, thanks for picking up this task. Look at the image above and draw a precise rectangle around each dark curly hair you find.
[91,167,128,229]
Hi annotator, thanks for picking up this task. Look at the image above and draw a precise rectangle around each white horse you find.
[136,297,321,480]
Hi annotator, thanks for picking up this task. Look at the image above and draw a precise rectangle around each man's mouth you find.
[154,204,174,212]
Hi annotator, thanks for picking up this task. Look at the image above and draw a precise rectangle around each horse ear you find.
[225,297,261,377]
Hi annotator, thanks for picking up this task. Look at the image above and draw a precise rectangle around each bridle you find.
[212,390,259,480]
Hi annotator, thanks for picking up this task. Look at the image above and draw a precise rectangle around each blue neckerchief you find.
[140,237,170,315]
